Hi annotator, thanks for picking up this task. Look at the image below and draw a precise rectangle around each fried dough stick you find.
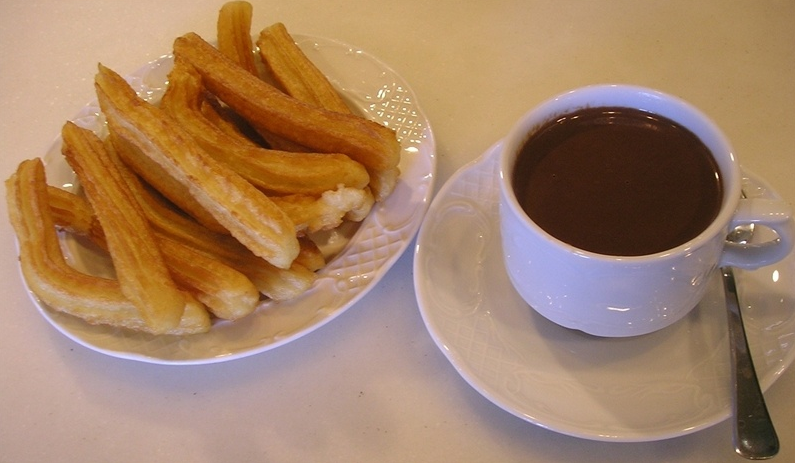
[257,22,351,114]
[95,64,300,269]
[110,132,228,234]
[47,171,323,302]
[159,235,258,319]
[173,32,401,173]
[109,128,365,245]
[160,59,370,196]
[215,3,310,152]
[48,182,319,305]
[61,122,186,331]
[98,138,323,301]
[217,1,258,76]
[271,188,374,234]
[100,136,247,258]
[105,137,318,301]
[199,96,263,147]
[64,134,290,310]
[108,104,371,239]
[6,159,210,335]
[256,22,400,201]
[47,186,259,321]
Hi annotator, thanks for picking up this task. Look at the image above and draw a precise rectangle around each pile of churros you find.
[5,1,401,335]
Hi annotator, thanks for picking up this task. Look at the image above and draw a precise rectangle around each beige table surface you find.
[1,1,794,462]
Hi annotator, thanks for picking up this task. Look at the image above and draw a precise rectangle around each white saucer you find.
[413,141,795,442]
[27,35,436,365]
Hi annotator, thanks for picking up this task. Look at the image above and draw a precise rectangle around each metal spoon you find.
[722,223,779,459]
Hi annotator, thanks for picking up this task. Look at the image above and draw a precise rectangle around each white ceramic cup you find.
[499,84,794,337]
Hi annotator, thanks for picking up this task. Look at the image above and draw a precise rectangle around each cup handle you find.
[721,198,795,269]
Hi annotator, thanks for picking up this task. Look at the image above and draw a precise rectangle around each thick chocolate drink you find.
[512,107,723,256]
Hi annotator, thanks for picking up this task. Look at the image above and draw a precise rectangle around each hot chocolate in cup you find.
[499,84,794,337]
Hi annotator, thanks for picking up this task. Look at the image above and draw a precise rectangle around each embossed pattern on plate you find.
[414,141,795,442]
[28,35,436,365]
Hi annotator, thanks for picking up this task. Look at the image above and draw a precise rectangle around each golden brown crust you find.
[108,131,228,234]
[293,237,325,272]
[61,122,187,332]
[156,235,259,320]
[173,32,401,173]
[199,96,261,147]
[47,186,260,321]
[216,2,307,151]
[160,59,370,196]
[101,136,248,259]
[234,258,316,301]
[94,64,300,269]
[6,159,210,335]
[47,173,323,303]
[46,184,104,241]
[367,166,400,203]
[257,22,352,114]
[217,1,259,76]
[254,22,401,201]
[102,131,343,268]
[256,24,401,200]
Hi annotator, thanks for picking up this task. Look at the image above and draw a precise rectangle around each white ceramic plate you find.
[414,141,795,442]
[30,35,436,365]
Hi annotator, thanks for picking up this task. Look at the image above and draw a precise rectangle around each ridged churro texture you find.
[94,64,300,269]
[47,183,260,322]
[61,122,187,332]
[216,1,258,75]
[254,22,400,201]
[257,22,352,114]
[160,58,371,196]
[6,159,211,334]
[173,32,401,174]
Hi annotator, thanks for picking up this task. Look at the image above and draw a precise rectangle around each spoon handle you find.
[721,267,779,460]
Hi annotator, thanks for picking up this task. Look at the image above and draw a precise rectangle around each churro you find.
[46,184,103,241]
[156,235,260,320]
[61,122,186,331]
[217,1,258,76]
[257,22,351,114]
[95,64,300,269]
[160,59,370,196]
[271,187,373,234]
[47,154,322,303]
[48,186,259,321]
[255,22,400,201]
[216,3,311,151]
[6,159,211,334]
[109,131,228,234]
[199,96,262,147]
[103,150,322,301]
[103,117,319,302]
[173,32,401,174]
